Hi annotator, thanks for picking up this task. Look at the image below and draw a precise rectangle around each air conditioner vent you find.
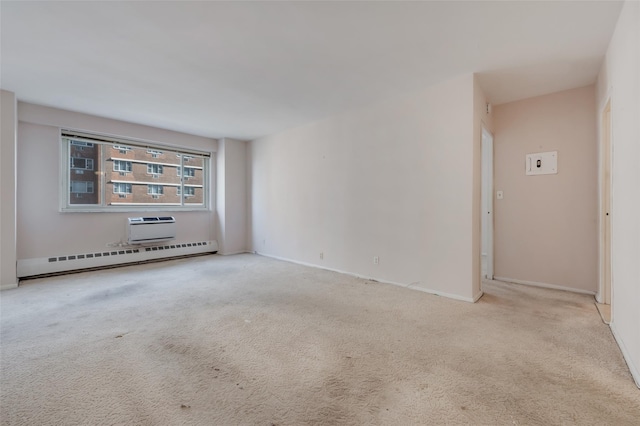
[127,216,176,244]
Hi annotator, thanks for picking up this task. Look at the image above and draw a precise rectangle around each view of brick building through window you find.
[69,141,100,204]
[68,141,204,206]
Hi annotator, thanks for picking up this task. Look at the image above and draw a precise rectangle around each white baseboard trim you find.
[219,250,251,256]
[610,322,640,389]
[1,282,19,291]
[257,252,478,303]
[17,240,218,278]
[493,276,596,296]
[406,284,481,303]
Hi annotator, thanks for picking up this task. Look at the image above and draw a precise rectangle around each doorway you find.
[481,128,494,280]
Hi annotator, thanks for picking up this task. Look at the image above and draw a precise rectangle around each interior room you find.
[1,1,639,424]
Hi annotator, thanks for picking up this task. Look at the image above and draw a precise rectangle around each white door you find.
[481,128,494,280]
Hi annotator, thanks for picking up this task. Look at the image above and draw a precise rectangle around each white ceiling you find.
[1,1,623,140]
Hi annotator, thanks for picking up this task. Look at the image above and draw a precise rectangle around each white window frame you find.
[70,181,94,194]
[147,163,163,175]
[176,186,196,197]
[71,141,94,147]
[113,183,132,194]
[113,160,132,172]
[60,130,211,212]
[177,166,196,177]
[70,157,94,170]
[147,184,164,195]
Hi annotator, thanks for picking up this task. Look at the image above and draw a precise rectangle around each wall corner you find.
[1,90,18,290]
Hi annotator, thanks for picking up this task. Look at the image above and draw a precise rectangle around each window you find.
[61,130,210,211]
[113,160,132,172]
[113,183,132,194]
[147,163,163,175]
[70,157,94,170]
[147,185,164,195]
[177,186,196,197]
[177,167,196,177]
[70,141,95,152]
[70,181,94,193]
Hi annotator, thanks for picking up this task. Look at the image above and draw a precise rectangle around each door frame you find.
[481,127,494,280]
[599,98,612,305]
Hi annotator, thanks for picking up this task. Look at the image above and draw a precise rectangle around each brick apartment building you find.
[69,142,204,206]
[69,141,100,204]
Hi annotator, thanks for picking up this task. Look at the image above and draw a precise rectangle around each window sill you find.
[60,206,210,213]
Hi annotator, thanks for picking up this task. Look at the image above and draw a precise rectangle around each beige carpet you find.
[1,254,639,425]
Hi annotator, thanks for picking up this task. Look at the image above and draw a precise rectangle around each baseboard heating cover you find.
[17,240,218,278]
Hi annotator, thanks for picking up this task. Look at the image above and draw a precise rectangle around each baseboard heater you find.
[127,216,176,244]
[17,240,218,279]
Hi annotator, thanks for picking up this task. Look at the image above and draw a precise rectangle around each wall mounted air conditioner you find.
[127,216,176,244]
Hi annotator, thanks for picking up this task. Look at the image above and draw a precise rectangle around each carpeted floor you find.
[1,254,639,425]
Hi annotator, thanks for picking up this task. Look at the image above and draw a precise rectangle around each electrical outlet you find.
[373,256,379,265]
[320,252,323,260]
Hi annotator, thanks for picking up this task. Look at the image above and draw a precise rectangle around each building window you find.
[177,186,195,197]
[62,131,210,211]
[177,167,195,177]
[147,163,163,175]
[70,157,94,170]
[147,184,164,195]
[113,160,132,172]
[70,181,94,193]
[71,141,94,147]
[113,183,132,194]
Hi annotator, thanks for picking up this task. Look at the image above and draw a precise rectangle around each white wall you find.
[492,86,598,293]
[216,138,248,255]
[249,74,481,301]
[596,0,640,387]
[1,90,18,289]
[17,103,218,261]
[216,138,227,253]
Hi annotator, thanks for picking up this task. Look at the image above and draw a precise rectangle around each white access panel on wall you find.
[526,151,557,175]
